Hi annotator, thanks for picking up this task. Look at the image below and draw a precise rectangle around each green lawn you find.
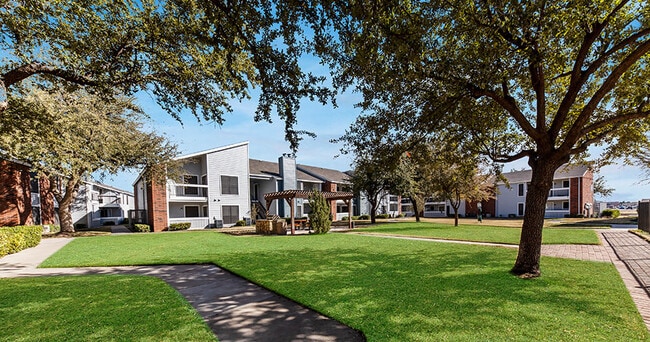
[0,275,216,341]
[40,231,649,341]
[355,221,601,245]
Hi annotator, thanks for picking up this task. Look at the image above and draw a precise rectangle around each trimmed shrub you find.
[358,214,370,220]
[234,220,246,226]
[0,225,42,258]
[376,214,390,219]
[132,224,151,233]
[341,216,349,221]
[168,222,191,231]
[308,191,331,234]
[601,209,621,218]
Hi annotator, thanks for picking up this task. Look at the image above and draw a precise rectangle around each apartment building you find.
[71,182,134,229]
[133,142,358,232]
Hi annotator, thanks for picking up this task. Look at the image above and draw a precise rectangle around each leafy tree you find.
[311,1,650,277]
[593,175,615,198]
[348,158,394,224]
[0,0,333,150]
[308,191,331,234]
[0,88,178,233]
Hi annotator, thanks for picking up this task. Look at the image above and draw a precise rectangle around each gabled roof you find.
[298,164,351,184]
[249,159,322,183]
[500,164,590,184]
[85,181,134,196]
[175,141,249,160]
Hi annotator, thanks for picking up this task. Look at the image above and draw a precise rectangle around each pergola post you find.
[345,199,353,229]
[285,197,295,235]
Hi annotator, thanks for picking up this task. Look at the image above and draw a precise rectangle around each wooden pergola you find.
[264,190,355,234]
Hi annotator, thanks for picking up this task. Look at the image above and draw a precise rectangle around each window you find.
[563,201,569,210]
[222,205,239,224]
[518,184,525,196]
[389,196,398,202]
[518,203,525,216]
[100,208,121,218]
[183,175,199,195]
[389,203,398,211]
[563,180,570,188]
[221,175,239,195]
[185,206,200,218]
[30,173,39,193]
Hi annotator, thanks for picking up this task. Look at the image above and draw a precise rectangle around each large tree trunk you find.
[511,160,560,277]
[411,197,421,222]
[50,176,81,233]
[369,200,378,224]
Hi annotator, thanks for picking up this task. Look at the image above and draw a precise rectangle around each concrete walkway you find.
[0,238,364,342]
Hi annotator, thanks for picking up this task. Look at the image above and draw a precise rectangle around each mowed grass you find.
[355,221,601,245]
[41,231,649,341]
[0,275,216,341]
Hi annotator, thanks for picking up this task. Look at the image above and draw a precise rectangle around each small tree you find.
[0,88,177,233]
[308,191,331,234]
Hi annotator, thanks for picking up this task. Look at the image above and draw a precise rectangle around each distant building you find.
[493,165,594,218]
[71,181,134,229]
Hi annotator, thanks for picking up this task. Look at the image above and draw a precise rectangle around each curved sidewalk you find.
[0,238,364,342]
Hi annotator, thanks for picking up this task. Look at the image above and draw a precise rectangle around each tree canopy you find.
[0,88,178,232]
[0,0,334,150]
[311,0,650,276]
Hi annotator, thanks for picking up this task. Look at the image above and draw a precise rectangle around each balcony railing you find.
[548,188,569,198]
[169,217,211,229]
[168,184,209,202]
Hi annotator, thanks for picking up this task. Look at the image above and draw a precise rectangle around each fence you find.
[639,200,650,233]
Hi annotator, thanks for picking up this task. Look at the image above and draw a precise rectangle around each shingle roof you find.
[249,159,322,182]
[297,164,351,184]
[500,164,590,184]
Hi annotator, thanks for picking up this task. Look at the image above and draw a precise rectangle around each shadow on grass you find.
[216,242,648,341]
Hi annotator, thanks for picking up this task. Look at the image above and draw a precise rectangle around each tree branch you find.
[559,38,650,153]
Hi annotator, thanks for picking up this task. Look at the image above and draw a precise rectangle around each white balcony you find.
[548,188,569,200]
[168,184,209,203]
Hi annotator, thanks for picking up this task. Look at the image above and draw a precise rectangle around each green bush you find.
[234,220,247,226]
[168,222,191,231]
[397,213,405,218]
[341,216,349,221]
[0,225,42,258]
[358,214,370,220]
[308,191,331,234]
[376,214,390,219]
[601,209,621,218]
[132,224,151,233]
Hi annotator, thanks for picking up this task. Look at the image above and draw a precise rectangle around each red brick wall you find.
[0,160,32,226]
[569,172,594,216]
[147,180,168,232]
[581,170,594,216]
[465,198,496,217]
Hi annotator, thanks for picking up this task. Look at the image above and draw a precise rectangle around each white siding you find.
[206,143,250,227]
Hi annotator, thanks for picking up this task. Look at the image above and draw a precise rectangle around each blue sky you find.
[98,88,650,203]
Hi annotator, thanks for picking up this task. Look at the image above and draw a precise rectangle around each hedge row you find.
[132,224,151,233]
[168,222,191,231]
[0,225,42,258]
